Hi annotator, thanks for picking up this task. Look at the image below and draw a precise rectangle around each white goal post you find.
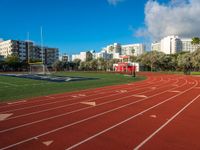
[29,63,50,75]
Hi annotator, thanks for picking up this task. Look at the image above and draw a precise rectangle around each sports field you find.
[0,72,145,102]
[0,72,200,150]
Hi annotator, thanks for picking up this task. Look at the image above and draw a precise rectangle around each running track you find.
[0,72,200,150]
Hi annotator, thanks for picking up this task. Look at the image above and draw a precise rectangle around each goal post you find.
[29,63,50,75]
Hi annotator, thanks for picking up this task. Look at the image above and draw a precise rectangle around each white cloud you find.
[135,0,200,40]
[107,0,124,6]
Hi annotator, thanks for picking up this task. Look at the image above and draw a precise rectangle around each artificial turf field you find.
[0,72,145,102]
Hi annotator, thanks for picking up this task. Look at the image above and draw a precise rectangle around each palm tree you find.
[191,48,200,71]
[191,37,200,51]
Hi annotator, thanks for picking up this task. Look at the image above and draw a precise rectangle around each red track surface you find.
[0,72,200,150]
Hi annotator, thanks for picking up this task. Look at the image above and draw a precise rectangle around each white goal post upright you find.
[40,26,45,74]
[27,27,50,75]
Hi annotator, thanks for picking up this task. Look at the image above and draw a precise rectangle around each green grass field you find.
[0,72,145,102]
[191,72,200,75]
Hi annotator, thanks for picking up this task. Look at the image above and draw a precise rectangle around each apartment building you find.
[151,35,196,54]
[59,54,69,62]
[71,43,145,61]
[122,44,145,56]
[181,38,196,52]
[94,50,112,60]
[72,52,86,61]
[102,43,145,59]
[151,42,161,52]
[0,40,30,61]
[0,40,59,66]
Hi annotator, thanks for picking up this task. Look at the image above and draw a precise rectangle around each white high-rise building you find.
[152,35,196,54]
[181,38,196,52]
[72,51,93,61]
[122,44,145,56]
[94,51,112,60]
[151,42,161,52]
[102,43,145,59]
[160,35,182,54]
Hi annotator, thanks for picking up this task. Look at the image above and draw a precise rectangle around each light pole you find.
[132,62,136,77]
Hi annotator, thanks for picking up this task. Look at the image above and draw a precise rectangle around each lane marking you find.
[116,90,127,93]
[133,95,147,98]
[0,81,18,86]
[71,96,78,98]
[65,81,197,150]
[0,113,13,121]
[149,115,157,118]
[7,100,26,105]
[80,102,96,106]
[42,140,53,146]
[134,94,200,150]
[194,87,200,89]
[150,87,156,90]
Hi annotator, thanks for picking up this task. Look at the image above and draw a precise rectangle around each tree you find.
[89,59,98,71]
[138,51,165,71]
[177,52,192,74]
[52,60,63,71]
[107,59,120,71]
[191,48,200,71]
[86,51,93,62]
[73,59,81,70]
[97,58,107,71]
[5,54,21,71]
[191,37,200,51]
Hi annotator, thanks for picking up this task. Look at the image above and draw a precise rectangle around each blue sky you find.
[0,0,169,54]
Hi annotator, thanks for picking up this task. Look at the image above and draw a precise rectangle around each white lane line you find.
[0,113,13,121]
[7,100,27,105]
[65,81,196,150]
[133,95,147,98]
[116,90,128,93]
[134,94,200,150]
[0,81,18,86]
[80,102,96,106]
